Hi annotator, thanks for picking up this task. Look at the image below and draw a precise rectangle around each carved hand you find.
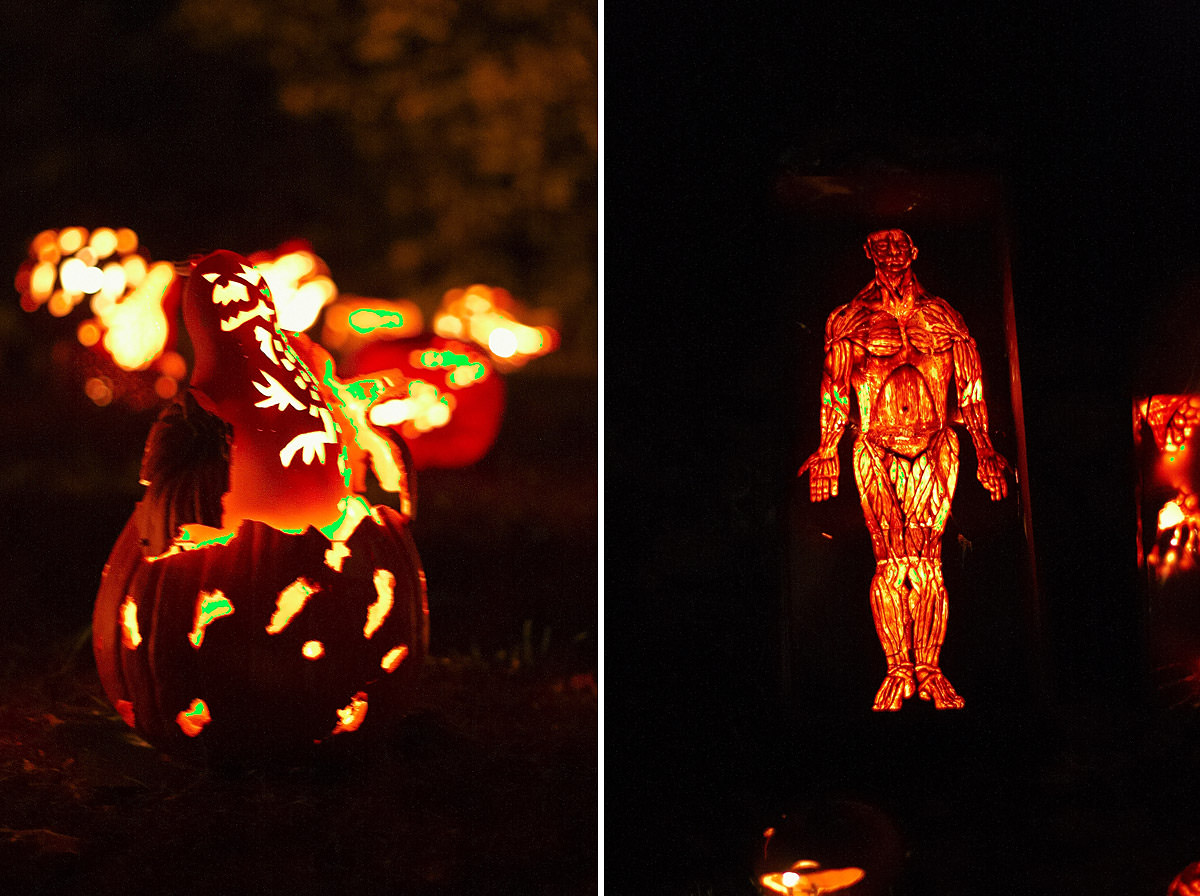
[976,450,1009,501]
[799,452,839,502]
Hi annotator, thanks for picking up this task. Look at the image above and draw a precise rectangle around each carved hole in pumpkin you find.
[324,541,351,572]
[176,698,211,737]
[189,591,234,648]
[365,570,394,638]
[302,640,324,660]
[331,691,368,735]
[120,595,142,649]
[267,577,320,634]
[381,644,409,673]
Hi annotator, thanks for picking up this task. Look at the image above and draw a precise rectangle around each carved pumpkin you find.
[348,334,505,469]
[93,506,427,756]
[757,802,902,896]
[1169,861,1200,896]
[92,249,426,757]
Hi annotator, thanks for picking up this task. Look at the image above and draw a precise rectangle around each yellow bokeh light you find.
[100,262,173,370]
[100,261,127,300]
[516,326,546,354]
[433,313,463,337]
[59,257,87,292]
[58,227,87,254]
[77,320,101,347]
[80,265,104,295]
[89,227,119,259]
[487,327,518,358]
[115,228,138,254]
[381,644,409,672]
[30,262,57,300]
[331,692,369,735]
[122,255,147,287]
[301,640,325,660]
[48,290,73,317]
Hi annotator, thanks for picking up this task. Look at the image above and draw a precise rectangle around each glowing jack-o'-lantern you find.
[432,284,558,371]
[1169,860,1200,895]
[759,860,863,894]
[341,284,558,469]
[348,334,505,470]
[92,250,426,757]
[757,802,902,896]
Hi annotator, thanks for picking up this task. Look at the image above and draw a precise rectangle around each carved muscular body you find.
[800,230,1008,710]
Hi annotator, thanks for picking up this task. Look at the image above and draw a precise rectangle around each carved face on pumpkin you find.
[181,250,356,539]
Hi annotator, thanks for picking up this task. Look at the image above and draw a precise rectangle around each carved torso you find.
[828,282,966,456]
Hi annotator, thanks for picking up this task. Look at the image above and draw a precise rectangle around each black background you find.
[606,6,1200,893]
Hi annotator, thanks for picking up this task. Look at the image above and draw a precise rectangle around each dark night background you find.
[607,5,1200,895]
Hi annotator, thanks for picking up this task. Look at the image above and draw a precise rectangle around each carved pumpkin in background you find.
[1169,861,1200,896]
[348,335,505,470]
[93,250,427,758]
[757,801,903,896]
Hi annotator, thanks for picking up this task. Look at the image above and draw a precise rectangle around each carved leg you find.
[855,440,918,710]
[869,559,915,711]
[907,432,963,709]
[909,560,964,709]
[856,432,965,711]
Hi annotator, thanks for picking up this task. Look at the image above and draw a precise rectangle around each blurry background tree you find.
[173,0,597,372]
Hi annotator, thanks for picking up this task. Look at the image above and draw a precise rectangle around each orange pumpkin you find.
[348,335,505,469]
[92,250,427,758]
[93,506,427,757]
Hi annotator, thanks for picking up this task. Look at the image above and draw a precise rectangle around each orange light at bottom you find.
[759,862,864,894]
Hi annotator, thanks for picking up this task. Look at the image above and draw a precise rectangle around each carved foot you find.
[872,666,916,711]
[915,665,964,709]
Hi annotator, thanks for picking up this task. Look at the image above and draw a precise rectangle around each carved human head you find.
[863,229,918,274]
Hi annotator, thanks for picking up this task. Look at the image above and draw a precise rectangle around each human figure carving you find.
[799,230,1009,710]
